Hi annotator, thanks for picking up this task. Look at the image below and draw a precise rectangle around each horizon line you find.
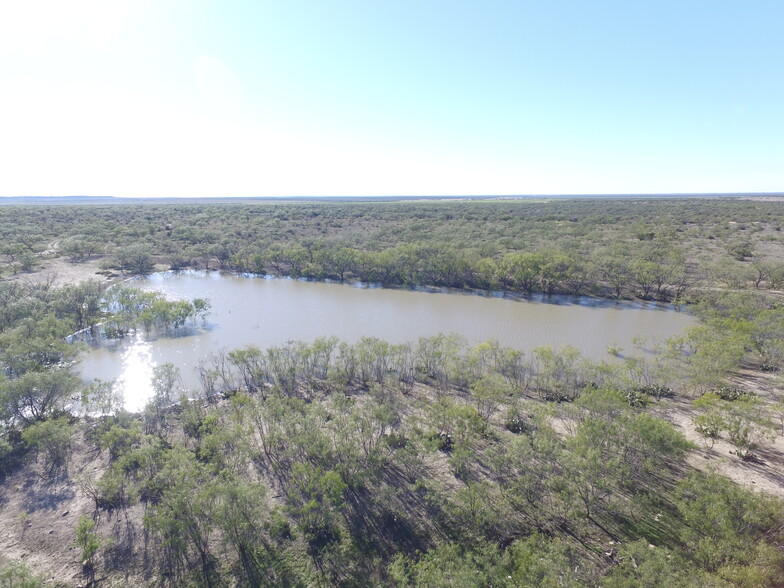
[2,191,784,201]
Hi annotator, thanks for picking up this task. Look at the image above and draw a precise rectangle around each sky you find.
[1,1,783,198]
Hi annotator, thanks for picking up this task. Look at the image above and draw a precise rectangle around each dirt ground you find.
[661,398,784,498]
[0,428,144,587]
[652,366,784,499]
[4,256,115,289]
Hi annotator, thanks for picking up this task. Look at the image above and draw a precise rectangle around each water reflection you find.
[78,271,696,411]
[117,337,155,412]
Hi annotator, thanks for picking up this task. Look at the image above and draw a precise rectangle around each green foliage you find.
[98,419,142,460]
[81,379,123,416]
[504,402,528,434]
[151,363,181,408]
[21,417,74,469]
[693,394,776,458]
[533,345,586,401]
[676,471,784,578]
[285,463,347,542]
[0,369,79,424]
[101,286,210,337]
[721,399,775,460]
[115,243,154,275]
[503,533,588,587]
[470,373,512,421]
[389,541,507,587]
[74,515,101,563]
[713,385,755,401]
[0,315,78,376]
[0,436,14,473]
[602,540,692,587]
[391,535,590,587]
[679,323,750,394]
[0,561,49,588]
[96,466,132,510]
[267,507,294,542]
[693,394,725,447]
[2,200,784,586]
[142,445,218,583]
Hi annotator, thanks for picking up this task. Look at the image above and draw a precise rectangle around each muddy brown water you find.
[77,271,697,411]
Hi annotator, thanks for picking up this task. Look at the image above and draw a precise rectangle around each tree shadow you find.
[102,513,138,573]
[340,467,440,559]
[21,467,75,513]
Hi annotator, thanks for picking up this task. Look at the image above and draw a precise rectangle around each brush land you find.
[1,197,784,587]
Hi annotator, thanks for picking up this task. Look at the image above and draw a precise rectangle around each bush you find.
[21,417,74,470]
[714,386,755,402]
[74,515,101,563]
[504,405,527,434]
[0,437,15,474]
[267,508,294,542]
[429,431,453,452]
[635,385,674,399]
[96,468,131,511]
[383,432,408,449]
[505,416,525,434]
[0,561,48,587]
[623,389,650,408]
[99,421,142,460]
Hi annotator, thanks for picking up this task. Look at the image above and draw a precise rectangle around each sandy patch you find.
[3,256,117,288]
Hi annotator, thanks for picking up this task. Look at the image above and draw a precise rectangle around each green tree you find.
[470,373,512,421]
[676,471,784,577]
[692,393,725,449]
[0,561,49,588]
[389,541,508,588]
[721,398,775,460]
[602,540,692,587]
[81,379,123,416]
[151,363,181,408]
[143,445,217,585]
[116,244,154,275]
[22,417,74,471]
[1,370,79,424]
[74,515,101,580]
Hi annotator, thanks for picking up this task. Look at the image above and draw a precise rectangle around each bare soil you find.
[654,367,784,498]
[4,256,116,289]
[0,429,146,587]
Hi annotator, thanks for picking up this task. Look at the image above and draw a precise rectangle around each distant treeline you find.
[2,198,784,298]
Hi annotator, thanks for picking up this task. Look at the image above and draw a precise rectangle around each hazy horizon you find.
[3,192,782,205]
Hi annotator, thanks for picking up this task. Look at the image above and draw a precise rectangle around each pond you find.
[77,271,697,411]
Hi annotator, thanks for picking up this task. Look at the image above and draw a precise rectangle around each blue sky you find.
[1,1,782,197]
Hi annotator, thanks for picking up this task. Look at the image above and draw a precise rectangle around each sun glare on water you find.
[117,338,156,412]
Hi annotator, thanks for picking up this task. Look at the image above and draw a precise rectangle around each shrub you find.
[96,468,131,511]
[714,386,755,402]
[624,389,650,408]
[0,561,48,587]
[21,417,74,470]
[74,515,101,563]
[635,384,675,399]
